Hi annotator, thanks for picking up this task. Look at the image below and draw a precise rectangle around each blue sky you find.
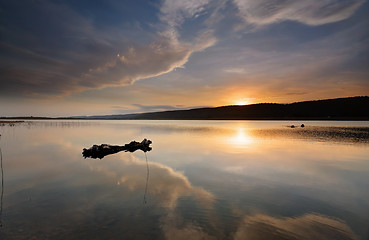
[1,0,368,116]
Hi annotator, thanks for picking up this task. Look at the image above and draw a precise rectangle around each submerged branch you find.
[82,139,152,159]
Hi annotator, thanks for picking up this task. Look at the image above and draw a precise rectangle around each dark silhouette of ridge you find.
[81,96,369,120]
[2,96,368,120]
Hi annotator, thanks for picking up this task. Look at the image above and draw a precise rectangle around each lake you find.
[0,120,368,239]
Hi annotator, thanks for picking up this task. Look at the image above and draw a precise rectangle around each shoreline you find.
[0,120,25,125]
[1,117,369,121]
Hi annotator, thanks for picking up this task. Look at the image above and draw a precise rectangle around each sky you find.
[1,0,369,117]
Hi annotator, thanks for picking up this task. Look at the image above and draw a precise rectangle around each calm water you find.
[0,120,368,239]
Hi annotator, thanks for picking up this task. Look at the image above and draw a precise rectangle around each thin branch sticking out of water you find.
[0,135,4,227]
[143,152,149,205]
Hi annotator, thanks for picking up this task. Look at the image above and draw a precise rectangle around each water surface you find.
[0,120,368,239]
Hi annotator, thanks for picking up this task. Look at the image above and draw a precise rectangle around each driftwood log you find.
[82,139,152,159]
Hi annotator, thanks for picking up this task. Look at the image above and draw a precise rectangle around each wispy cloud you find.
[0,0,218,98]
[110,104,210,114]
[160,0,210,27]
[131,104,187,112]
[233,0,365,26]
[223,67,247,74]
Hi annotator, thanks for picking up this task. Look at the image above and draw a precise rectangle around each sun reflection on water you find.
[227,127,254,148]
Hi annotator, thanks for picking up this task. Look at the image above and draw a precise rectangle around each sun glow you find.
[234,98,251,106]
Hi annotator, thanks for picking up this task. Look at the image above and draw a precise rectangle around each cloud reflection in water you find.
[87,153,217,239]
[88,154,214,209]
[234,213,357,240]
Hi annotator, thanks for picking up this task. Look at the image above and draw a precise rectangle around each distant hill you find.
[81,96,369,120]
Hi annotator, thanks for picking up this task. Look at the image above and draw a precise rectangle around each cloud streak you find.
[233,0,365,26]
[83,30,216,88]
[160,0,211,27]
[0,0,218,98]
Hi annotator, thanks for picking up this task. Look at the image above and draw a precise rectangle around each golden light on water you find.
[227,127,254,148]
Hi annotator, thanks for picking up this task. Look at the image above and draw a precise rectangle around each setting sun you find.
[234,98,251,106]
